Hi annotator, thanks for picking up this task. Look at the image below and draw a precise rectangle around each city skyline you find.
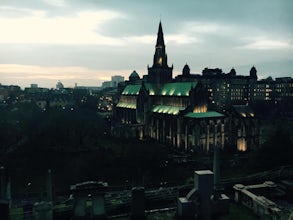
[0,0,292,88]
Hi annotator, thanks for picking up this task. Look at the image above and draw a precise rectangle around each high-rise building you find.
[111,75,124,87]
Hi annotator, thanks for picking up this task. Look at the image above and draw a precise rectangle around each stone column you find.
[196,124,200,147]
[162,119,166,143]
[127,110,130,124]
[176,118,181,148]
[172,121,176,146]
[192,126,196,147]
[206,124,210,152]
[213,123,220,189]
[214,123,218,147]
[150,118,153,138]
[168,120,172,145]
[46,169,52,202]
[156,119,159,140]
[122,110,126,123]
[131,187,145,220]
[184,124,188,150]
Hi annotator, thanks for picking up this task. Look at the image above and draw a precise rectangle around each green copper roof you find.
[122,85,141,95]
[185,111,224,119]
[159,82,197,96]
[144,83,156,95]
[129,70,140,79]
[116,102,136,109]
[122,81,197,96]
[152,105,185,115]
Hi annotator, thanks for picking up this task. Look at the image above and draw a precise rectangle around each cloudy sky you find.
[0,0,292,88]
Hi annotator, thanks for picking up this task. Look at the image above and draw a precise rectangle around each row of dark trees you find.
[0,99,292,193]
[0,101,172,192]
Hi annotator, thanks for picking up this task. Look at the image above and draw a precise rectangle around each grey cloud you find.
[0,0,292,88]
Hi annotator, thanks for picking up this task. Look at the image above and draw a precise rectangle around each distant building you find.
[176,66,293,114]
[176,66,258,112]
[24,86,49,94]
[56,81,64,90]
[111,75,124,87]
[102,81,112,89]
[102,75,125,89]
[74,84,101,94]
[30,84,38,88]
[274,77,293,103]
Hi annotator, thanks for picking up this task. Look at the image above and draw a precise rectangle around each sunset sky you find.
[0,0,292,88]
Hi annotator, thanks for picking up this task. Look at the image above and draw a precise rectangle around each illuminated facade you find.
[113,22,261,152]
[227,105,259,152]
[176,67,258,112]
[113,22,225,152]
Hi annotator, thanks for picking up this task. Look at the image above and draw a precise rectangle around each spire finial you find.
[156,21,164,47]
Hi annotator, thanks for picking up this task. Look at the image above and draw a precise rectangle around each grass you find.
[147,211,175,220]
[9,207,23,220]
[218,203,258,220]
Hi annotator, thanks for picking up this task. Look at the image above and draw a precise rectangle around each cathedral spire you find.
[156,21,165,47]
[153,22,167,67]
[148,21,173,84]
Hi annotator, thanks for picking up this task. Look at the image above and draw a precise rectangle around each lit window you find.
[237,138,247,151]
[158,57,162,65]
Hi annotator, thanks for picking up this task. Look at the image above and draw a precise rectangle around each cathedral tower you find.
[147,22,173,84]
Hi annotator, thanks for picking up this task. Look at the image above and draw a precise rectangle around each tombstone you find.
[131,187,145,220]
[92,193,106,218]
[73,196,87,218]
[194,170,214,220]
[71,181,107,220]
[177,197,194,220]
[33,201,53,220]
[46,169,53,202]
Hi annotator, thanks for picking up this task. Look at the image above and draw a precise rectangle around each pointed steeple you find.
[152,21,167,67]
[156,21,165,47]
[250,66,257,79]
[148,21,173,84]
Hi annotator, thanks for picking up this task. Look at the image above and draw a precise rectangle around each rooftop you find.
[121,82,197,97]
[185,111,224,119]
[152,105,185,115]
